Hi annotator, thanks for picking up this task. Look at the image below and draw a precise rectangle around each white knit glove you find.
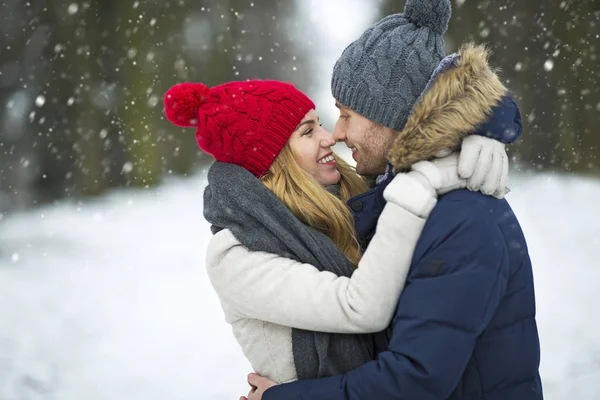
[383,172,438,219]
[383,153,467,219]
[458,135,510,199]
[384,139,510,218]
[410,152,466,196]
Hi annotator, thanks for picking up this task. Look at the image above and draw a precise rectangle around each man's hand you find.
[239,373,277,400]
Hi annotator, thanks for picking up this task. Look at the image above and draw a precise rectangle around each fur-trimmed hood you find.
[388,43,521,171]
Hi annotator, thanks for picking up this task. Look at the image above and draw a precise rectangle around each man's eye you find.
[340,115,349,121]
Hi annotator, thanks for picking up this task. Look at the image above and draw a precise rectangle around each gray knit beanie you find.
[331,0,451,131]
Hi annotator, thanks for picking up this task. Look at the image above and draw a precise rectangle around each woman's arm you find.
[206,173,435,334]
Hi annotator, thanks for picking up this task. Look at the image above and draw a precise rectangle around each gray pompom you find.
[404,0,452,34]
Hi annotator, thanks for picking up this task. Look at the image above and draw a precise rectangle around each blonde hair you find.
[260,145,369,266]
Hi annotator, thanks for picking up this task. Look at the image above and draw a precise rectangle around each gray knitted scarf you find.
[203,162,376,380]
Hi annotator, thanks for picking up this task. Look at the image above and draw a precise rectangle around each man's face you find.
[332,102,398,176]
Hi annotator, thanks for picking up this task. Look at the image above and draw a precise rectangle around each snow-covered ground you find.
[0,173,250,400]
[1,171,599,400]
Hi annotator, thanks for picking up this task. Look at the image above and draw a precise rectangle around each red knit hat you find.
[163,80,315,177]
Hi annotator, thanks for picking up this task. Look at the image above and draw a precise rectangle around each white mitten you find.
[383,172,438,219]
[410,152,467,196]
[458,135,510,199]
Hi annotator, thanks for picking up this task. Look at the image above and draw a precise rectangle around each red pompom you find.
[164,83,210,127]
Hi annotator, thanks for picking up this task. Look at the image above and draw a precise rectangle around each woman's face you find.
[289,109,341,186]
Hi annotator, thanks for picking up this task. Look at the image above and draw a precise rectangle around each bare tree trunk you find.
[31,1,81,202]
[0,0,34,212]
[115,1,163,188]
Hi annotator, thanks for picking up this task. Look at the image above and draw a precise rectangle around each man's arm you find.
[263,204,510,400]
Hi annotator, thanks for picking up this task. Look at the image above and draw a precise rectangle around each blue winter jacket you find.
[264,44,543,400]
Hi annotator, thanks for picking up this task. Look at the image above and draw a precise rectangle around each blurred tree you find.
[22,1,88,203]
[377,0,600,174]
[115,0,163,188]
[0,0,35,211]
[53,1,105,196]
[0,0,312,213]
[2,0,597,215]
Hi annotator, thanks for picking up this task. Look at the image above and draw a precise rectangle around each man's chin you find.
[355,163,367,176]
[356,163,376,177]
[356,163,387,178]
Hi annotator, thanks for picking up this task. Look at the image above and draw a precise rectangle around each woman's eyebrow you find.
[295,119,315,131]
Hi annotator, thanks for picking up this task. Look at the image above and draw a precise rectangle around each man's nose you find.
[332,124,346,142]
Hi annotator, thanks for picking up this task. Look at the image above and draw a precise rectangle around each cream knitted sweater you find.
[205,173,436,383]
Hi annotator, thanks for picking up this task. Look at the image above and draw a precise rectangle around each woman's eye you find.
[302,128,313,136]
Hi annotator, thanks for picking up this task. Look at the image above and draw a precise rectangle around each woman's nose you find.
[316,126,335,146]
[320,134,336,148]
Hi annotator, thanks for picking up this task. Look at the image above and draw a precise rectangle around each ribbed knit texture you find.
[331,0,451,131]
[164,80,315,177]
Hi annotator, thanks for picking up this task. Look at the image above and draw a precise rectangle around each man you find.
[243,0,543,398]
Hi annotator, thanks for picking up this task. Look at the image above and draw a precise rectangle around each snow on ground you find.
[0,171,599,400]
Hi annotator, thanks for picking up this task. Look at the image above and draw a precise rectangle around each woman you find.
[163,79,506,384]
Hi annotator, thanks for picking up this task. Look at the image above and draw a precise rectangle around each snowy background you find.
[2,0,600,399]
[1,172,600,400]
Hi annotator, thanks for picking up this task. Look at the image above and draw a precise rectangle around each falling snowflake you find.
[67,3,79,15]
[35,95,45,107]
